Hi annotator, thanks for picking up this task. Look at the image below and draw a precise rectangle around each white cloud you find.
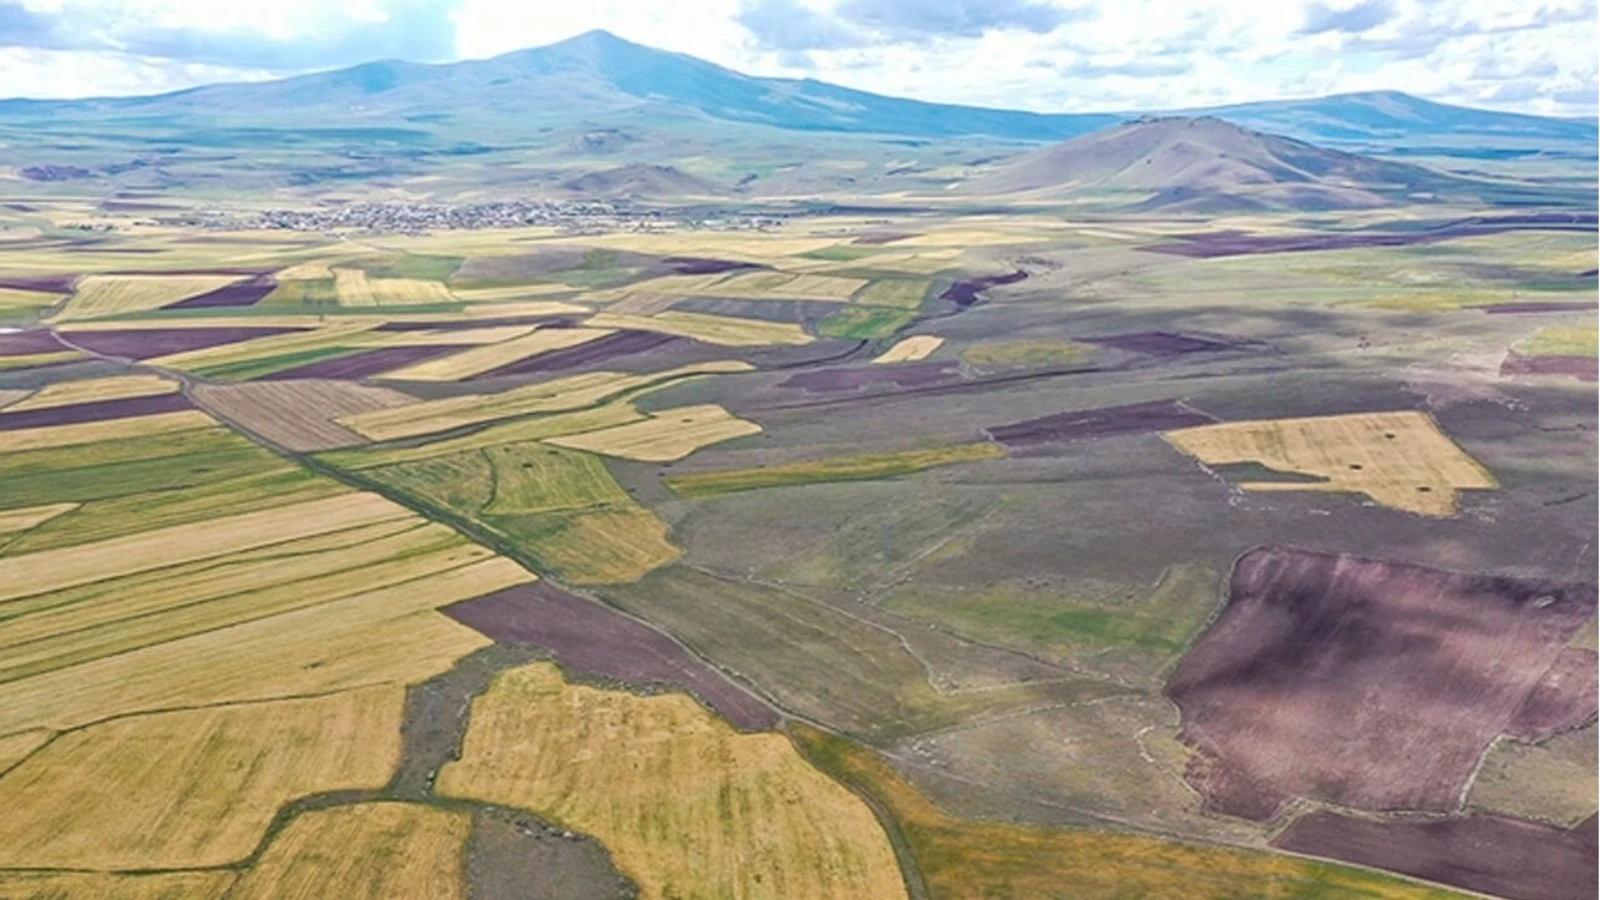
[0,0,1593,116]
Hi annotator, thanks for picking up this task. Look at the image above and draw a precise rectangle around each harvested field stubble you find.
[543,404,761,462]
[472,329,679,377]
[3,374,177,411]
[1164,410,1497,516]
[438,662,907,900]
[443,581,778,729]
[791,724,1471,900]
[873,335,944,364]
[380,327,616,381]
[0,871,236,899]
[229,803,470,900]
[0,686,403,869]
[1167,548,1598,818]
[54,274,242,321]
[193,380,417,452]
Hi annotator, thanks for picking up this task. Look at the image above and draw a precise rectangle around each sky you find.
[0,0,1594,117]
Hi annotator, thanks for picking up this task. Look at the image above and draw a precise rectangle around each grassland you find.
[853,278,932,308]
[318,402,644,470]
[586,310,812,345]
[53,274,243,321]
[0,686,402,869]
[666,443,1004,499]
[229,803,470,900]
[1468,724,1598,827]
[544,403,761,462]
[1163,411,1498,517]
[1517,325,1599,357]
[873,335,944,364]
[438,662,908,900]
[817,304,918,340]
[4,374,178,411]
[336,361,752,441]
[960,339,1094,371]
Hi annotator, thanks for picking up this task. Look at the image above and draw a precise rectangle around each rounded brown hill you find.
[963,116,1462,211]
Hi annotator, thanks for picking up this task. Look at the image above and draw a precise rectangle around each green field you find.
[666,443,1005,498]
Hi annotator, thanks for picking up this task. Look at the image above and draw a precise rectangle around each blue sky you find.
[0,0,1594,116]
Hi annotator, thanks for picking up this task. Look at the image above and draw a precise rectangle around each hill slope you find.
[962,116,1472,211]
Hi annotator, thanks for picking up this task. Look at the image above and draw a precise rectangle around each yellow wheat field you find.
[332,267,378,305]
[586,310,812,346]
[439,663,907,900]
[449,283,579,302]
[52,274,243,321]
[324,402,645,469]
[0,686,403,869]
[0,728,52,774]
[873,335,944,364]
[369,278,455,306]
[4,374,179,412]
[0,492,410,603]
[379,327,616,382]
[0,350,83,371]
[229,803,470,900]
[545,404,762,462]
[1163,411,1498,517]
[0,286,66,312]
[145,322,379,370]
[193,379,417,452]
[0,871,236,899]
[338,361,752,442]
[0,502,78,537]
[0,409,215,453]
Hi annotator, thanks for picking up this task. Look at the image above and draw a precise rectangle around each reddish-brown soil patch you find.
[164,274,276,309]
[1273,811,1598,900]
[661,257,759,275]
[470,330,680,379]
[940,270,1028,308]
[266,345,458,380]
[1166,548,1598,818]
[1083,332,1232,356]
[65,327,300,360]
[1479,301,1599,315]
[986,399,1216,448]
[443,582,779,731]
[779,360,962,393]
[1506,648,1599,739]
[1501,351,1598,382]
[0,330,69,356]
[0,392,192,430]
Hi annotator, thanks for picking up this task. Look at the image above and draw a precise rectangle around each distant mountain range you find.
[2,30,1593,155]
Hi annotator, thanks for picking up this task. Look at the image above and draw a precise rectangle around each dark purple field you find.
[1083,332,1233,355]
[0,392,191,430]
[1166,548,1598,819]
[1479,301,1599,315]
[779,360,962,393]
[0,330,68,356]
[985,399,1216,448]
[471,330,679,379]
[1501,352,1598,382]
[0,275,77,293]
[1274,811,1598,900]
[66,327,299,360]
[164,274,276,309]
[851,232,916,245]
[940,270,1028,308]
[1182,746,1288,821]
[661,257,759,275]
[266,345,457,380]
[443,582,779,730]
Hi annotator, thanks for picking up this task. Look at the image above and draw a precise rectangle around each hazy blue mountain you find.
[2,30,1589,153]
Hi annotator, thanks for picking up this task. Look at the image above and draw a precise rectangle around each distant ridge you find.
[964,116,1472,211]
[0,30,1591,151]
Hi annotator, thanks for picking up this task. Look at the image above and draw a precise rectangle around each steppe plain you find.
[0,35,1595,900]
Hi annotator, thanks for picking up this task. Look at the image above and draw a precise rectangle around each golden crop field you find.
[791,724,1469,900]
[0,871,236,900]
[666,442,1006,499]
[338,361,752,441]
[688,270,867,301]
[379,326,615,381]
[145,322,378,370]
[1163,411,1498,517]
[873,335,944,364]
[229,803,471,900]
[0,502,77,537]
[0,350,83,371]
[545,403,762,462]
[193,379,418,451]
[4,374,179,412]
[347,325,538,347]
[0,492,410,603]
[0,728,52,774]
[587,310,813,346]
[0,409,215,453]
[0,686,403,869]
[52,274,243,321]
[333,267,378,305]
[368,277,455,305]
[321,402,644,470]
[438,663,908,900]
[0,286,65,315]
